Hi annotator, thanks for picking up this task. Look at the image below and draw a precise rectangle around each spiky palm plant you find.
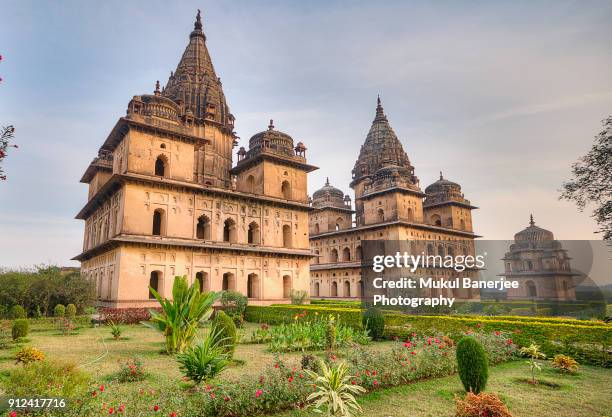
[305,360,365,417]
[176,325,231,384]
[144,276,220,354]
[520,343,546,384]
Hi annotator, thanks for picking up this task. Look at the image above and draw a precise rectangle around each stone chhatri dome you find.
[352,96,416,185]
[313,177,345,200]
[425,171,462,195]
[515,215,554,242]
[162,10,233,127]
[247,119,295,157]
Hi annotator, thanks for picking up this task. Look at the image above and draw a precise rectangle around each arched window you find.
[427,243,434,256]
[247,273,260,299]
[344,280,351,297]
[196,215,211,240]
[281,181,291,200]
[282,224,292,248]
[331,281,338,297]
[377,209,385,222]
[149,271,161,299]
[314,282,320,297]
[355,245,362,261]
[525,280,537,298]
[336,218,343,230]
[342,247,351,262]
[223,218,237,243]
[195,271,209,293]
[154,155,166,177]
[245,175,255,193]
[314,223,320,234]
[358,280,364,297]
[407,207,414,221]
[282,275,292,298]
[152,209,165,236]
[460,219,466,231]
[438,244,445,257]
[330,248,338,263]
[447,246,454,257]
[431,214,442,227]
[314,250,320,264]
[222,272,235,291]
[248,222,260,244]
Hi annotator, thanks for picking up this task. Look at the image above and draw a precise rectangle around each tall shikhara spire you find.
[351,96,415,185]
[162,10,233,128]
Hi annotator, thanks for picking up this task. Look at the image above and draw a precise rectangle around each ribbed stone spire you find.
[351,96,414,185]
[162,10,232,127]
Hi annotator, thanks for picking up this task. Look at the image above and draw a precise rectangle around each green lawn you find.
[1,321,611,417]
[281,360,612,417]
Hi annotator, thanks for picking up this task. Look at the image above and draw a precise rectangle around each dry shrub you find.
[455,392,514,417]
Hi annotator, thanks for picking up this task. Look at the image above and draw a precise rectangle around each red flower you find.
[170,413,177,417]
[494,331,501,336]
[255,389,263,398]
[411,350,416,355]
[365,370,370,376]
[351,380,356,385]
[210,393,215,399]
[403,342,410,348]
[92,391,98,397]
[506,339,513,345]
[373,380,379,386]
[224,396,230,402]
[154,405,160,412]
[288,377,294,383]
[109,407,114,414]
[372,370,377,376]
[274,363,279,368]
[427,337,432,345]
[299,373,303,378]
[99,384,105,392]
[9,412,17,417]
[476,323,482,328]
[434,338,440,344]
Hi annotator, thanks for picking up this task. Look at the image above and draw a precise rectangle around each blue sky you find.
[1,0,611,267]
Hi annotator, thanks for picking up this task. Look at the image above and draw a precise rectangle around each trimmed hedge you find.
[99,308,162,324]
[12,319,29,340]
[245,305,611,367]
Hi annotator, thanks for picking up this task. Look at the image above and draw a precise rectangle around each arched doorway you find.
[152,209,165,236]
[149,270,162,299]
[342,247,351,262]
[525,280,537,298]
[331,281,338,297]
[154,155,166,177]
[195,271,209,293]
[196,215,211,240]
[222,272,236,291]
[223,218,237,243]
[314,282,320,297]
[330,249,338,263]
[344,280,351,297]
[282,224,292,248]
[282,275,292,298]
[248,222,260,244]
[247,273,260,299]
[281,181,291,199]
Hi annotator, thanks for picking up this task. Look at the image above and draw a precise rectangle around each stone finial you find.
[268,119,274,130]
[374,94,387,121]
[440,171,443,180]
[325,177,330,186]
[195,9,203,30]
[154,80,161,95]
[529,214,535,227]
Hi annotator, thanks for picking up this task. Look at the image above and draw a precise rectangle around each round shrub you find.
[10,305,27,319]
[54,304,66,318]
[66,304,77,319]
[12,319,29,340]
[362,307,385,340]
[212,310,237,358]
[456,336,489,394]
[15,346,45,365]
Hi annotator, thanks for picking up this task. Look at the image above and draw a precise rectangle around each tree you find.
[560,116,612,240]
[0,125,17,180]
